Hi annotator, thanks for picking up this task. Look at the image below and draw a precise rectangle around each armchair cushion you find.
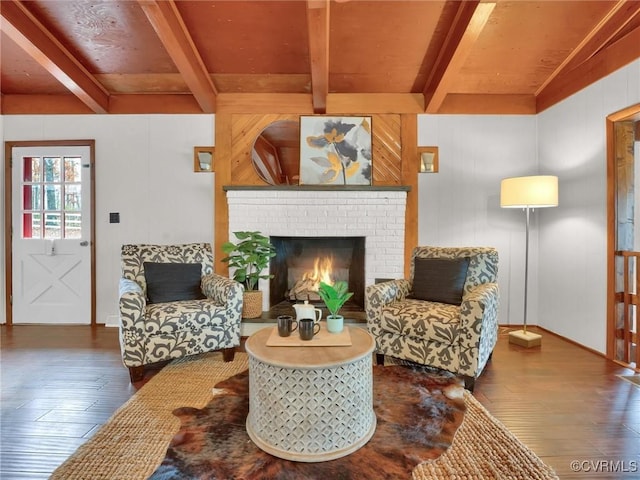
[143,262,205,304]
[410,257,470,305]
[379,298,461,344]
[144,299,233,334]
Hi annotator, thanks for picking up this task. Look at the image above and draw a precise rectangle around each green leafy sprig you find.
[317,280,353,317]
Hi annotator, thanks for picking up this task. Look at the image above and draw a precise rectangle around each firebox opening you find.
[269,236,365,319]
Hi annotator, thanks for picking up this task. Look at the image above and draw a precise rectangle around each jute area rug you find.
[51,352,559,480]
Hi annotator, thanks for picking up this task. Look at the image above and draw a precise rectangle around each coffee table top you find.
[245,326,374,369]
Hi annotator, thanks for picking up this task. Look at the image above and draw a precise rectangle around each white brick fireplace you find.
[225,187,408,312]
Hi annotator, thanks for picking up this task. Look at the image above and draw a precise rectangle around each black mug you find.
[277,315,298,337]
[299,318,321,341]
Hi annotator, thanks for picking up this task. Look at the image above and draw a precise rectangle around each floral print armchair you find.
[365,246,499,391]
[119,243,243,382]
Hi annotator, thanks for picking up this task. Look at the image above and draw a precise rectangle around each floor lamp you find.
[500,175,558,348]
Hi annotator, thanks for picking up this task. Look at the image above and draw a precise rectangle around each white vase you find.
[326,314,344,333]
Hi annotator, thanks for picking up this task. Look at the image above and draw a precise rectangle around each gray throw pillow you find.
[410,257,470,305]
[143,262,205,304]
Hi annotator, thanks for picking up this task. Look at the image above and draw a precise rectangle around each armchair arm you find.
[119,277,142,297]
[201,273,244,306]
[200,273,243,348]
[458,282,500,376]
[365,279,411,328]
[118,278,147,367]
[119,278,145,328]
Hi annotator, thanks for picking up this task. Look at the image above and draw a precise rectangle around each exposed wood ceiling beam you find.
[423,1,495,113]
[421,0,480,111]
[306,0,330,114]
[0,0,109,114]
[536,0,640,96]
[138,0,217,113]
[536,23,640,112]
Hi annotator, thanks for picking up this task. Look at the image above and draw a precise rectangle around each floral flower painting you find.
[299,116,372,185]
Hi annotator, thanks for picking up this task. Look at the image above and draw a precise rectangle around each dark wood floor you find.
[1,324,639,479]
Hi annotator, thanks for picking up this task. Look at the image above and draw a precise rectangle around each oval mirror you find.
[252,120,300,185]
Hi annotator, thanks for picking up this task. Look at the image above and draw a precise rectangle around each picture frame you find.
[194,146,214,172]
[418,146,439,173]
[299,116,372,185]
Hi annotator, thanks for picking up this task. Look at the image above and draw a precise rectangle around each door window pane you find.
[44,185,61,210]
[44,157,61,182]
[23,157,41,182]
[65,213,82,239]
[44,213,61,239]
[23,185,41,210]
[64,185,81,211]
[64,157,81,182]
[22,213,43,239]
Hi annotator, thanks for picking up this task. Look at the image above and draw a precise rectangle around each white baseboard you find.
[105,315,120,328]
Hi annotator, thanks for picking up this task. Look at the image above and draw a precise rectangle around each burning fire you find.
[302,256,335,291]
[289,255,343,301]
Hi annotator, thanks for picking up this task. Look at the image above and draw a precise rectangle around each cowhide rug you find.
[149,364,466,480]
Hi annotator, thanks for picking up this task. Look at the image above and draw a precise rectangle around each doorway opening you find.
[608,104,640,370]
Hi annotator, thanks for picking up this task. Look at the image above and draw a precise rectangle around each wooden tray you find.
[266,325,352,347]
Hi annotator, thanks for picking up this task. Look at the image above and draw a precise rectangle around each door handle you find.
[80,241,89,246]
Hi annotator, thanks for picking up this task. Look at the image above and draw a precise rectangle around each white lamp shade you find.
[500,175,558,208]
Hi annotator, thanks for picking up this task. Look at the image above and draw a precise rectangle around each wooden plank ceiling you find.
[1,0,640,115]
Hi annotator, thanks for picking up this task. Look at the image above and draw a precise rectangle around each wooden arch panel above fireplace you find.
[224,113,405,186]
[214,113,419,277]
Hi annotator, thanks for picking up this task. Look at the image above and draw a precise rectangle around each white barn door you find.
[11,145,92,324]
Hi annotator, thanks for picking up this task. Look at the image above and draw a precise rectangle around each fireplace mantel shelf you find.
[223,185,411,192]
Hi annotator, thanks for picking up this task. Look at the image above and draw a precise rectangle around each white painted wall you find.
[416,59,640,354]
[537,60,640,353]
[417,114,537,328]
[1,115,215,326]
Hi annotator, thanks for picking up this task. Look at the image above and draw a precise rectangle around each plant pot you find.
[242,290,263,319]
[326,314,344,333]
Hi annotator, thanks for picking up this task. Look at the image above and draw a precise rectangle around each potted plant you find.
[317,280,353,333]
[221,231,276,319]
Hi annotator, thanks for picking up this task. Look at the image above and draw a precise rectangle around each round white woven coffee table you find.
[244,326,376,462]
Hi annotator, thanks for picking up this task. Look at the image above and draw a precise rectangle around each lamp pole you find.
[509,204,541,346]
[523,206,530,334]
